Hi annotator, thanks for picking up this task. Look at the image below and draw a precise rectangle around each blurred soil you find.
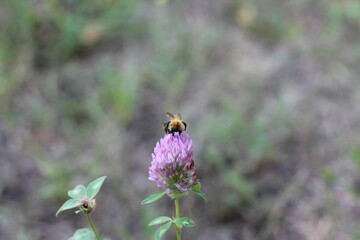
[1,0,360,240]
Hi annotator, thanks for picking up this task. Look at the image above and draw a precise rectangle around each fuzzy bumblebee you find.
[163,112,187,134]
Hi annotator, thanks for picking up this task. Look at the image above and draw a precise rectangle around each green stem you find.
[86,213,102,240]
[174,198,182,240]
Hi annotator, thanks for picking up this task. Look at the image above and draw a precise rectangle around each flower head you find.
[149,132,199,194]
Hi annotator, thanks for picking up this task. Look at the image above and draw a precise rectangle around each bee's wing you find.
[166,112,175,120]
[173,113,182,120]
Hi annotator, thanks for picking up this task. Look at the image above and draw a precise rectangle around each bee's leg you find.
[183,122,187,131]
[163,122,170,134]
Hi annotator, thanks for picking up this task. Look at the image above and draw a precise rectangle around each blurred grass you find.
[1,0,140,67]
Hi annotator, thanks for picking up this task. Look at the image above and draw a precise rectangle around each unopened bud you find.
[79,198,96,213]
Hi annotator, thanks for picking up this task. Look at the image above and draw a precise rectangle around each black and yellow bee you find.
[163,112,187,134]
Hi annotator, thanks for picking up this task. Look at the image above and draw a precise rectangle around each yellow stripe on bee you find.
[171,119,182,125]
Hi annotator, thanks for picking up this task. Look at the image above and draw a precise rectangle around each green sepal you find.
[141,192,166,204]
[148,216,172,226]
[193,183,201,191]
[56,199,79,216]
[192,189,207,203]
[167,191,186,199]
[174,217,195,227]
[154,222,172,240]
[68,185,87,200]
[87,176,107,199]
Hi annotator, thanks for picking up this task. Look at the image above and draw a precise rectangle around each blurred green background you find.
[1,0,360,239]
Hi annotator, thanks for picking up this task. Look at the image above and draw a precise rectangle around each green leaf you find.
[174,217,195,227]
[87,176,107,199]
[141,192,166,204]
[148,216,172,226]
[68,185,87,200]
[192,189,207,203]
[193,183,201,191]
[75,208,87,214]
[69,228,95,240]
[154,222,172,240]
[56,199,79,216]
[73,228,92,237]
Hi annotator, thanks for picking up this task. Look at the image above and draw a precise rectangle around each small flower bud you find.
[79,198,96,213]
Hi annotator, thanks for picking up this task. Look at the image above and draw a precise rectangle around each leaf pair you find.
[149,216,195,240]
[56,176,107,216]
[141,184,207,205]
[68,176,107,200]
[141,184,206,240]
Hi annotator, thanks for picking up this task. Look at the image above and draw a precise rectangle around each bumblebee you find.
[163,112,187,134]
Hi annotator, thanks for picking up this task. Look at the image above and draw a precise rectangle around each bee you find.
[163,112,187,134]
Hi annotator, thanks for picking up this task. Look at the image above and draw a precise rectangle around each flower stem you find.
[174,198,182,240]
[86,213,102,240]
